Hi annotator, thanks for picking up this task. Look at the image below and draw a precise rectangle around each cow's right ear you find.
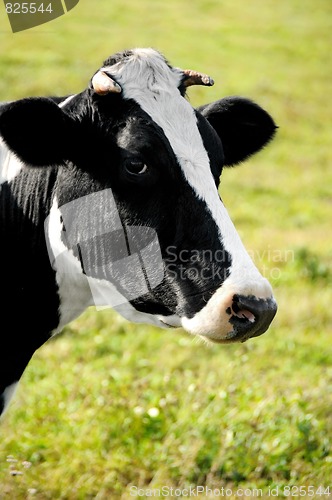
[197,97,277,167]
[0,97,77,167]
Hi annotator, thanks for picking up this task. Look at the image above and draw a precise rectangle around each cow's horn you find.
[183,69,214,87]
[92,70,122,95]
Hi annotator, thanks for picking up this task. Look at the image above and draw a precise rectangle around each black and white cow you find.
[0,48,277,416]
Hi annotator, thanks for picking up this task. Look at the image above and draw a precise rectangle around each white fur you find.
[45,196,92,333]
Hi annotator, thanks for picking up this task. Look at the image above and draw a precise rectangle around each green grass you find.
[0,0,331,498]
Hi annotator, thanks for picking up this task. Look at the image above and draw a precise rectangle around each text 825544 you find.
[5,3,53,14]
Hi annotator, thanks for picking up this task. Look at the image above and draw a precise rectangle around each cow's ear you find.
[0,97,77,167]
[197,96,277,166]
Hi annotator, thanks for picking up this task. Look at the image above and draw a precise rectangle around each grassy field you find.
[0,0,331,498]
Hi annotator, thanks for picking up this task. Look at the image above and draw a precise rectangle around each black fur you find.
[198,96,277,166]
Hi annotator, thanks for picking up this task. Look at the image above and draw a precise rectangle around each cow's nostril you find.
[233,308,256,323]
[229,294,277,341]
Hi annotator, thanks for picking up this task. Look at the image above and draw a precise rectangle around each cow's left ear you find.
[197,96,277,166]
[0,97,77,167]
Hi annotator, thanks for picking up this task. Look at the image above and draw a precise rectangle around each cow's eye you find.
[125,160,148,176]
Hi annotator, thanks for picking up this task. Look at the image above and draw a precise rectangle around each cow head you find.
[0,48,277,343]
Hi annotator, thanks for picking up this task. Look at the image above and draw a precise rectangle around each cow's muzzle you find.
[181,286,278,344]
[224,294,278,343]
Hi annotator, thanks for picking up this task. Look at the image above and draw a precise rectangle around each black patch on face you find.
[54,94,232,320]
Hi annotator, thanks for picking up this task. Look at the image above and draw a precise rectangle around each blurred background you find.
[0,0,331,498]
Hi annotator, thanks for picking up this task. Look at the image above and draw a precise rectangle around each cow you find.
[0,48,278,417]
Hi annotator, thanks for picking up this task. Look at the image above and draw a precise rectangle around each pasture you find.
[0,0,331,498]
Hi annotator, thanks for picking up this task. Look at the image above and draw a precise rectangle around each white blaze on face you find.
[102,48,274,340]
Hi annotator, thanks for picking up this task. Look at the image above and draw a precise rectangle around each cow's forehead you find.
[101,49,219,216]
[99,50,209,171]
[101,48,183,93]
